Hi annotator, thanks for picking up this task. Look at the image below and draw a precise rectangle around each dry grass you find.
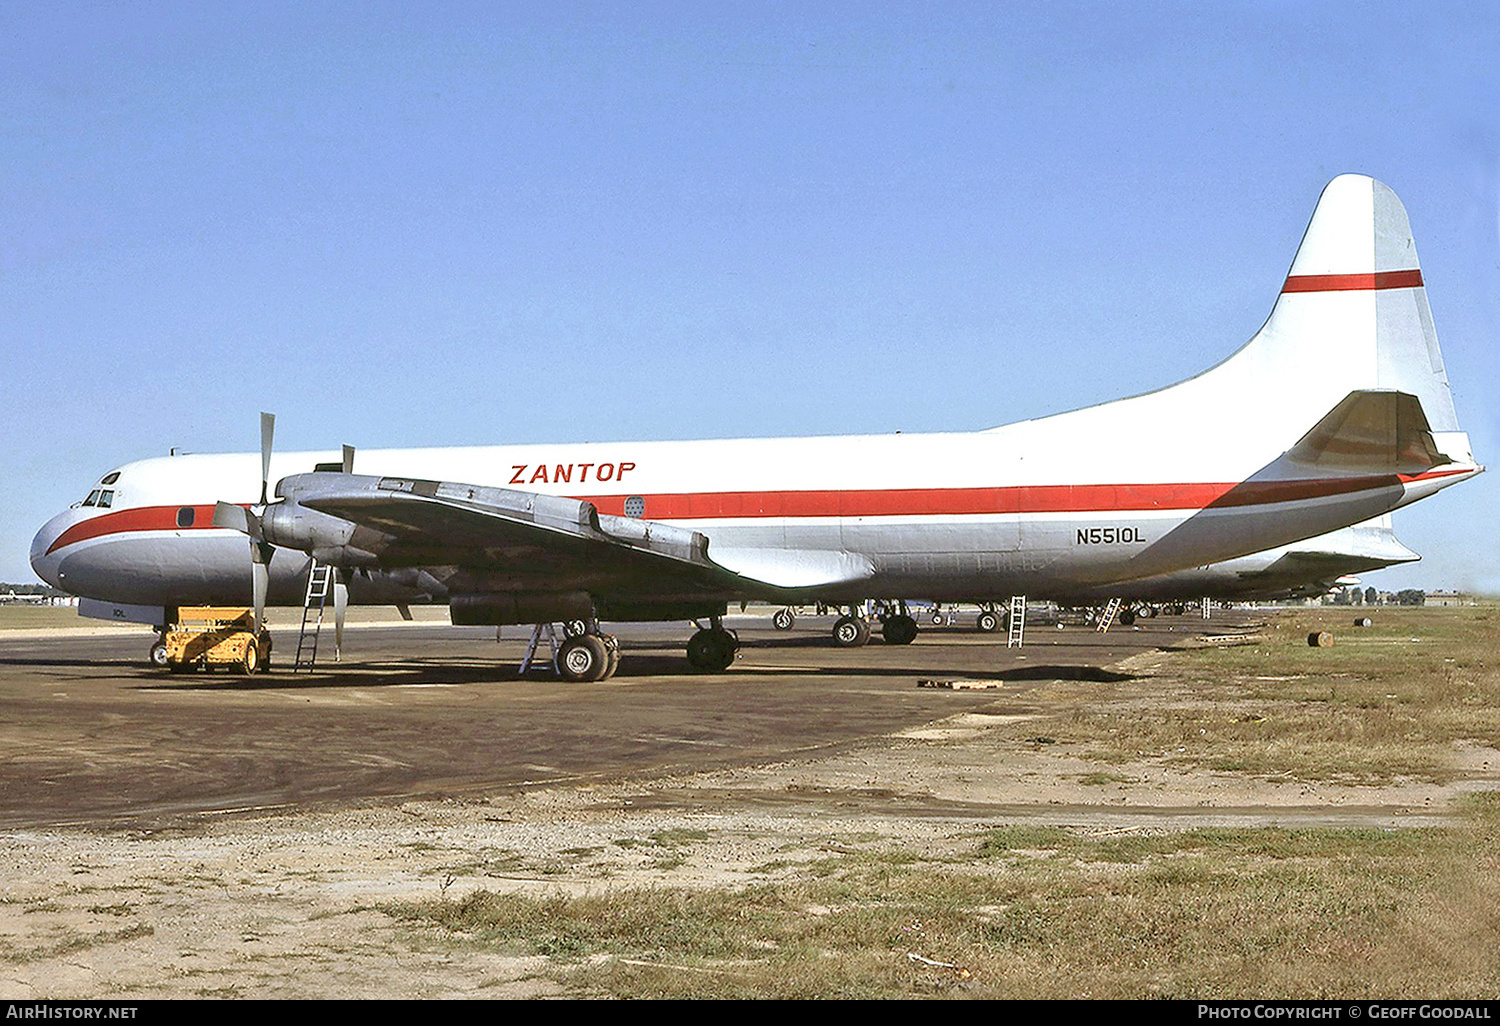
[386,605,1500,997]
[1044,606,1500,783]
[389,796,1500,998]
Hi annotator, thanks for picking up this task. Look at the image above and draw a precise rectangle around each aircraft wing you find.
[276,472,872,596]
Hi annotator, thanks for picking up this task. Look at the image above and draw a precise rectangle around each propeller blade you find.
[341,444,355,474]
[333,570,348,661]
[259,412,275,506]
[251,548,271,634]
[212,501,262,541]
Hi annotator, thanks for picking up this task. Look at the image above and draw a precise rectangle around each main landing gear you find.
[686,617,739,671]
[830,602,919,647]
[880,607,919,645]
[975,603,1007,633]
[832,613,871,647]
[555,621,620,682]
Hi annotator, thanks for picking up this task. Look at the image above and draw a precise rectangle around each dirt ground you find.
[3,634,1491,1000]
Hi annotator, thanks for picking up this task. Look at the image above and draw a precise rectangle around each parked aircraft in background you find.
[782,514,1421,639]
[31,175,1480,679]
[1066,514,1419,608]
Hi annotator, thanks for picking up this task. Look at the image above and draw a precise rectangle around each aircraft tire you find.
[976,610,1001,633]
[559,634,609,682]
[1118,608,1136,626]
[686,628,736,671]
[602,635,620,679]
[882,615,919,645]
[832,616,871,648]
[772,608,795,631]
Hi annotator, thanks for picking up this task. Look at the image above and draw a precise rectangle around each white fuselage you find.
[30,415,1475,611]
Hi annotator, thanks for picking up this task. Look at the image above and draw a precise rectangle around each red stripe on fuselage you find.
[47,469,1469,553]
[582,469,1463,518]
[1281,269,1424,293]
[47,505,220,555]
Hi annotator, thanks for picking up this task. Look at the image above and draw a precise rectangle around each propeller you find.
[260,411,275,505]
[213,413,362,655]
[333,570,348,659]
[332,443,352,659]
[212,412,276,632]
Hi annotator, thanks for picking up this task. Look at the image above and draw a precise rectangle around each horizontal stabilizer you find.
[1286,390,1450,474]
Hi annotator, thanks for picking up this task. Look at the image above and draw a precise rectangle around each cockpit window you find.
[100,471,120,485]
[97,490,114,508]
[84,490,101,507]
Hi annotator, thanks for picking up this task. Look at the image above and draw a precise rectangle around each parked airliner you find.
[31,175,1481,679]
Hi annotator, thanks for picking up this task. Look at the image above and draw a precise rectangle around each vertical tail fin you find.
[1058,175,1470,463]
[1261,174,1458,433]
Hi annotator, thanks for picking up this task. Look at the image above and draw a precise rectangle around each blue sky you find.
[3,2,1497,591]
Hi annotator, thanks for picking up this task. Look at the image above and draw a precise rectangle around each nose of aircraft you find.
[30,509,80,589]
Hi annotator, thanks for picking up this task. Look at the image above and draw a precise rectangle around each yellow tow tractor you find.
[162,607,272,674]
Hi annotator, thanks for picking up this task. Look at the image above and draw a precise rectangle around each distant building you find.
[0,584,74,606]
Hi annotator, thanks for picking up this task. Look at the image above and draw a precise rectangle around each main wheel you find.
[976,610,1001,633]
[1118,608,1136,626]
[772,608,796,631]
[881,614,918,645]
[601,635,621,680]
[558,634,609,682]
[686,628,737,671]
[832,616,871,647]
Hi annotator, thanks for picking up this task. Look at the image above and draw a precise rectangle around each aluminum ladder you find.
[293,561,335,671]
[518,622,561,677]
[1096,596,1123,633]
[1006,595,1027,648]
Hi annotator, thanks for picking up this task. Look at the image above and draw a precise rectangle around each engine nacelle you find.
[263,477,385,568]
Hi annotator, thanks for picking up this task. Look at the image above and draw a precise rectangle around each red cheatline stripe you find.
[47,468,1471,554]
[1282,269,1423,293]
[48,505,219,554]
